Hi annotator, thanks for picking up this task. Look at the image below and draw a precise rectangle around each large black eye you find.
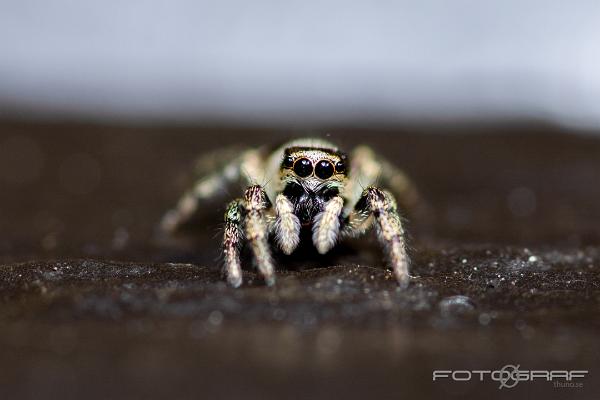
[315,160,334,179]
[335,160,346,174]
[293,158,313,177]
[282,155,294,168]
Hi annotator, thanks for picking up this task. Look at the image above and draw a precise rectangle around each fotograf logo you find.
[433,365,588,389]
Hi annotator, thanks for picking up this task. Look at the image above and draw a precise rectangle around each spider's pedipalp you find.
[244,185,276,286]
[312,195,344,254]
[274,194,301,255]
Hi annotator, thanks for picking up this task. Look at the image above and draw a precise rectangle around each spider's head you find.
[280,146,347,187]
[280,145,348,225]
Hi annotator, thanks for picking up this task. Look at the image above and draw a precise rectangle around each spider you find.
[162,138,419,288]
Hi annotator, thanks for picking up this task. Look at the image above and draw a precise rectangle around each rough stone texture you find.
[0,121,599,399]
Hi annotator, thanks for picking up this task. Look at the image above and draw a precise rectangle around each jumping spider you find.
[162,138,419,288]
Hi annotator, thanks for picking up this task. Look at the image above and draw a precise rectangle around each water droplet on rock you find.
[438,295,476,317]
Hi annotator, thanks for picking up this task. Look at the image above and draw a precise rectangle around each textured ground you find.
[1,121,599,399]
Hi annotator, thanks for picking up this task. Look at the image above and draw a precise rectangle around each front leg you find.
[243,185,276,286]
[345,187,410,288]
[223,199,244,287]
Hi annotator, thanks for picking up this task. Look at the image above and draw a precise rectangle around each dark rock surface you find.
[1,121,599,399]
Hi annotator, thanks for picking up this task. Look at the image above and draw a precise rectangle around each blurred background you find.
[2,3,600,400]
[1,0,599,128]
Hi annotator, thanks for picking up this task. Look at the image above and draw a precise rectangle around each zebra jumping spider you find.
[162,138,419,288]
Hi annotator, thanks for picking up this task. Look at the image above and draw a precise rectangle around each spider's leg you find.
[161,148,261,233]
[273,194,301,255]
[312,195,344,254]
[244,185,276,286]
[346,145,419,213]
[223,199,244,287]
[343,186,410,288]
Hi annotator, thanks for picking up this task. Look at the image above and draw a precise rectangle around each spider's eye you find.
[335,160,346,174]
[282,155,294,168]
[315,160,334,179]
[293,158,313,177]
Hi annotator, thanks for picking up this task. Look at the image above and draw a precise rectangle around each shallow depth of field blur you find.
[1,2,600,400]
[1,1,600,127]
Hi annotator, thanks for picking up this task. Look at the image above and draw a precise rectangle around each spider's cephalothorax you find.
[279,146,348,226]
[162,138,419,288]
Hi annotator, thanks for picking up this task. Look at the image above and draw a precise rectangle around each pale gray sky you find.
[1,0,599,126]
